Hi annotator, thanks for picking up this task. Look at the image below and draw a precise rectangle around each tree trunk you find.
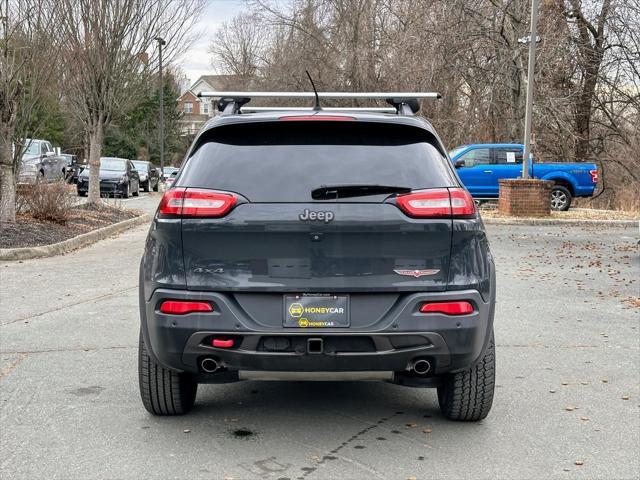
[0,123,17,222]
[87,122,104,204]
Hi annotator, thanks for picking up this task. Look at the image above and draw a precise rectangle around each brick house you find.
[176,75,238,135]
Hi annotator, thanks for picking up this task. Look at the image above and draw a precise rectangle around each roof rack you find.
[240,106,397,114]
[197,91,441,116]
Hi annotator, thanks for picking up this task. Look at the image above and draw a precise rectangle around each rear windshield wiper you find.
[311,184,412,200]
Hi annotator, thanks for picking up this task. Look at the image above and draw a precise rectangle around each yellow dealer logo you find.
[289,303,304,317]
[298,318,309,327]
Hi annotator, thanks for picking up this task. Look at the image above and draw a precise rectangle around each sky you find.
[177,0,245,87]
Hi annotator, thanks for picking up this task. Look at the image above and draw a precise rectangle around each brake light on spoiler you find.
[159,188,237,217]
[396,188,476,218]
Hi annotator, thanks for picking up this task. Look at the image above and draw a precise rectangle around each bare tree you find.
[210,13,266,86]
[0,0,61,222]
[218,0,638,208]
[57,0,204,204]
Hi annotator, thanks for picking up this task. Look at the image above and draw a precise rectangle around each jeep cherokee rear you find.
[138,105,496,421]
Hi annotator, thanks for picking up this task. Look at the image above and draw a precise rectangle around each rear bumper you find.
[140,288,495,376]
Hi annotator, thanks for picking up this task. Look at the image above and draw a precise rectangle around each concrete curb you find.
[0,214,150,262]
[483,217,638,227]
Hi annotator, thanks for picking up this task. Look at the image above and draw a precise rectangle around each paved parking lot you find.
[1,195,638,480]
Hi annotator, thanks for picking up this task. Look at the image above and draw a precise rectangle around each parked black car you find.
[77,157,140,198]
[132,160,160,192]
[138,94,496,421]
[59,154,81,184]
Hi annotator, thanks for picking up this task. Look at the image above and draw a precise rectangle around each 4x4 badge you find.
[394,269,440,278]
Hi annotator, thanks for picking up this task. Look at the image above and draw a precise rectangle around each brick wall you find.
[498,179,553,217]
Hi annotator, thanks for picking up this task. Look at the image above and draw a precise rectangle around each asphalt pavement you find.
[1,193,638,480]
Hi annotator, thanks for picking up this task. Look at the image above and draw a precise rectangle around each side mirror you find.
[45,151,55,157]
[454,159,465,168]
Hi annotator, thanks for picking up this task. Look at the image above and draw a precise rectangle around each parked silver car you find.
[17,139,68,183]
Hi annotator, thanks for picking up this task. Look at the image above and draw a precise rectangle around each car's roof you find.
[199,110,437,136]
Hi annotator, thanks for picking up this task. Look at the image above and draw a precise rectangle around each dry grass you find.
[479,203,639,220]
[574,184,640,213]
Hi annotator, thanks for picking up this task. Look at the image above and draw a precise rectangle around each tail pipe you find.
[408,358,431,375]
[200,357,221,373]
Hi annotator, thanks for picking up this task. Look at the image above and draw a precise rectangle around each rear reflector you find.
[212,338,234,348]
[160,300,213,315]
[589,169,598,183]
[159,188,236,217]
[396,188,476,218]
[279,115,355,121]
[420,301,474,315]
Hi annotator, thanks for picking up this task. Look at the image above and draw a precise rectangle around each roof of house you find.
[178,75,242,103]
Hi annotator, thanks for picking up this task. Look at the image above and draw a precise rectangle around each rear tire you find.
[550,185,571,211]
[437,332,495,421]
[138,331,197,415]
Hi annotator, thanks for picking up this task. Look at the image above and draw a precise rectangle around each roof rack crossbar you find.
[240,106,397,113]
[199,91,441,99]
[199,91,441,116]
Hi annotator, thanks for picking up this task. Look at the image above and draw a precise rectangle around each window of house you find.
[184,102,193,114]
[201,102,210,115]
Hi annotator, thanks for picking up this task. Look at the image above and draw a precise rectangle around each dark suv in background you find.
[132,160,160,192]
[138,94,496,421]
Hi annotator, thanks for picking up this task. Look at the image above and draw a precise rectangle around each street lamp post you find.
[521,0,539,179]
[155,37,166,180]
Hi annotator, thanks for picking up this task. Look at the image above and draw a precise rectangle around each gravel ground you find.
[0,195,638,480]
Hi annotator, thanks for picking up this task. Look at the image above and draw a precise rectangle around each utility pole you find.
[521,0,539,179]
[155,37,166,179]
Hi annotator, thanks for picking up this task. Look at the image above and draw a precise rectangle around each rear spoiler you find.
[196,91,442,116]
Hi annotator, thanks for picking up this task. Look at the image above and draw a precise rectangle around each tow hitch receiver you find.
[307,338,324,354]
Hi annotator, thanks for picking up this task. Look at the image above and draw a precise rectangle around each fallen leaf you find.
[183,429,191,433]
[575,460,584,466]
[601,379,608,383]
[405,423,417,428]
[565,406,576,411]
[561,382,568,386]
[423,428,432,433]
[580,416,589,421]
[622,395,630,400]
[549,389,556,393]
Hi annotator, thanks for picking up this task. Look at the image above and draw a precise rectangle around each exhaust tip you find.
[410,359,431,375]
[201,357,220,373]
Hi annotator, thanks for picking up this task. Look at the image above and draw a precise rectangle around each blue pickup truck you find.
[449,143,599,210]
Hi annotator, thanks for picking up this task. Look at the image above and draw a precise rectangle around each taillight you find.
[396,188,475,218]
[160,300,213,315]
[158,188,236,217]
[420,301,474,315]
[589,169,598,183]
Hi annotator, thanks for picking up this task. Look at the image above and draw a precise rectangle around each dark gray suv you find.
[138,101,496,421]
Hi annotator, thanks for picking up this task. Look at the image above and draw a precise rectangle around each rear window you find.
[179,121,457,202]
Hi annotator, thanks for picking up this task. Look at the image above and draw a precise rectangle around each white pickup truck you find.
[17,139,68,183]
